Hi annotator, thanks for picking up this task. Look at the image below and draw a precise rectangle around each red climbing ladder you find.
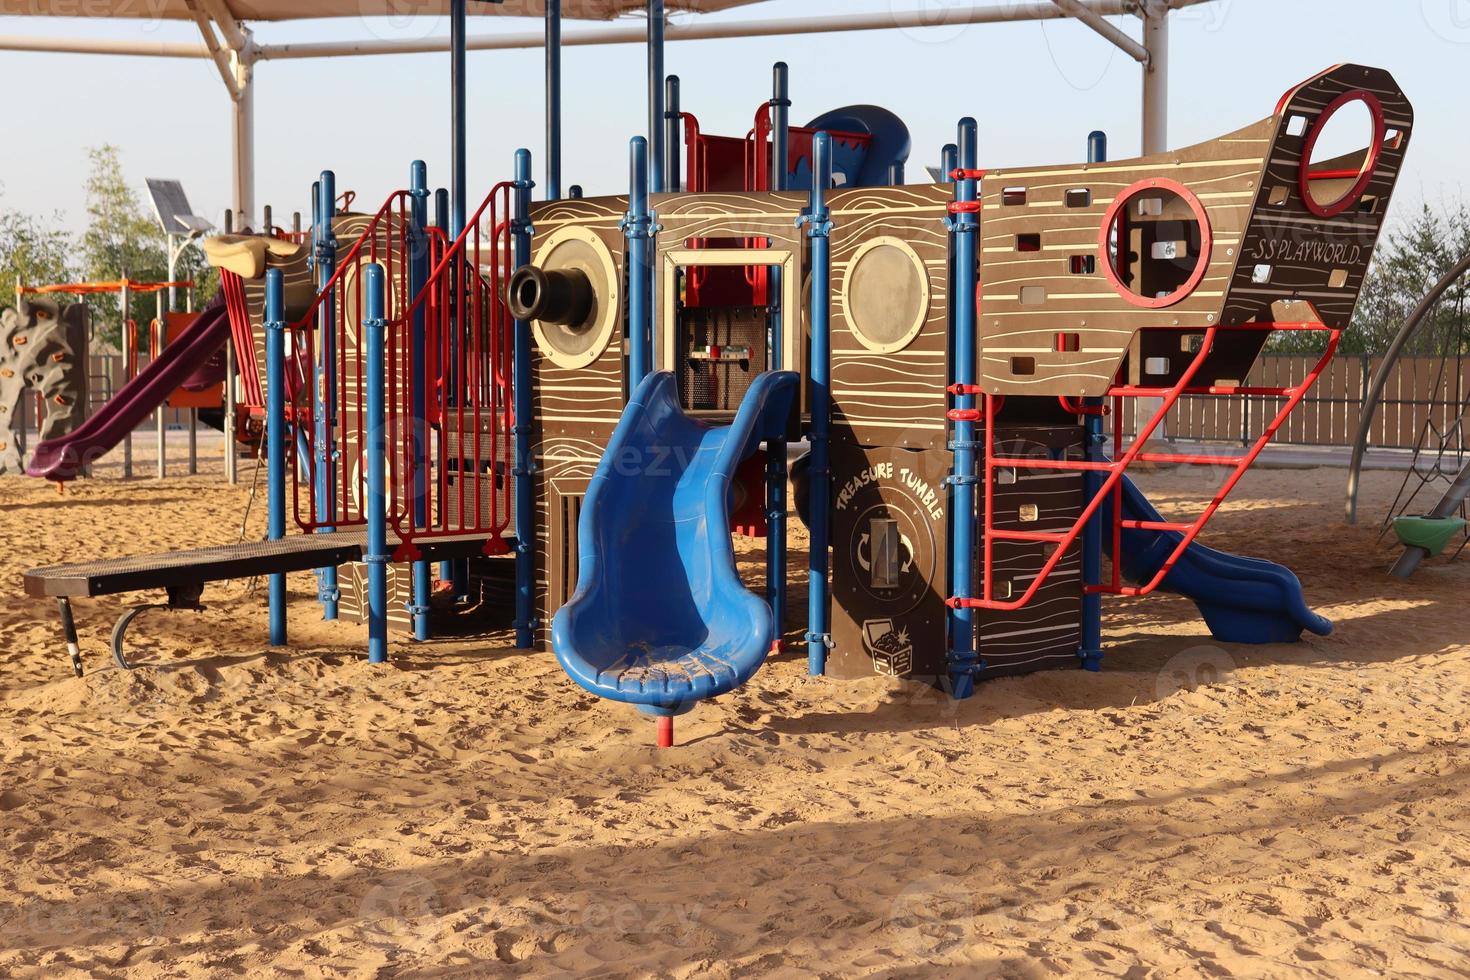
[948,314,1342,613]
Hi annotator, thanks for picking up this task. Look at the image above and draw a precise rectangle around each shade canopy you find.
[0,0,763,20]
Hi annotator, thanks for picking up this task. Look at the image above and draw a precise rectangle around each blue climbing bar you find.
[625,137,655,390]
[265,268,287,647]
[409,161,433,642]
[545,0,563,201]
[1079,130,1109,671]
[364,263,390,665]
[647,0,666,192]
[314,171,339,621]
[805,131,834,676]
[664,75,682,193]
[947,118,981,700]
[512,148,536,650]
[765,61,791,652]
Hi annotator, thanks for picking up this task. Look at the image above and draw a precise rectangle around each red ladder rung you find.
[1120,519,1192,533]
[1135,452,1246,466]
[988,529,1067,543]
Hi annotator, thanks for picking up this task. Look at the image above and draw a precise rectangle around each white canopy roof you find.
[0,0,763,21]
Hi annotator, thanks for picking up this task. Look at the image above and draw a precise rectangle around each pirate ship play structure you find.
[22,53,1411,746]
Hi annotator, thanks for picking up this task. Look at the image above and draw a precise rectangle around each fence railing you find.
[1128,354,1470,452]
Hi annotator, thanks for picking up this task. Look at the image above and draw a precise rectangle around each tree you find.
[80,144,168,348]
[0,193,74,311]
[1269,202,1470,357]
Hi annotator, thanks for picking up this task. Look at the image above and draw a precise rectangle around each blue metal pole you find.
[648,0,666,193]
[434,188,450,232]
[624,137,654,390]
[941,143,958,182]
[805,132,834,676]
[314,172,339,621]
[409,161,433,642]
[947,118,981,700]
[770,62,790,190]
[546,0,562,201]
[364,263,390,665]
[664,75,681,193]
[433,187,451,585]
[766,61,790,654]
[1079,130,1109,672]
[451,0,467,237]
[512,148,536,650]
[265,269,288,647]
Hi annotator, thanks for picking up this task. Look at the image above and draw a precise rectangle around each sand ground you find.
[1,458,1468,978]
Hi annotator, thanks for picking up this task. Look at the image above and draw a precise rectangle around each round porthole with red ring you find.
[1298,89,1386,219]
[1098,178,1213,310]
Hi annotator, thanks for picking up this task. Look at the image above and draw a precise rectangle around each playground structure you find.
[19,50,1412,747]
[12,278,227,483]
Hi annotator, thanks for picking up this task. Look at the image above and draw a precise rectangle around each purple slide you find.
[26,300,232,482]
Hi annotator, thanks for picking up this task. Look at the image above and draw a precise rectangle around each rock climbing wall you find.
[0,298,89,474]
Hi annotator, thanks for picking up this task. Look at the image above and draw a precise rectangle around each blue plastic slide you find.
[1109,475,1333,643]
[553,370,799,718]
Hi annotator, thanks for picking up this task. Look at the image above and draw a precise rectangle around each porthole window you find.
[841,236,931,354]
[1098,179,1212,310]
[1299,90,1386,219]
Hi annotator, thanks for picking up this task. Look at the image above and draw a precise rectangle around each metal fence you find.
[1132,354,1470,452]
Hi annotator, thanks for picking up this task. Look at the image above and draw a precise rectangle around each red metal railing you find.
[285,185,514,557]
[949,314,1342,613]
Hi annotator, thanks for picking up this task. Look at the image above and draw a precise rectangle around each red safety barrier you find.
[285,184,514,558]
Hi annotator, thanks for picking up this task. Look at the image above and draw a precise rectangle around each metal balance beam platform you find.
[24,531,502,676]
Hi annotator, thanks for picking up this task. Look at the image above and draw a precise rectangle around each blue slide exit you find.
[553,371,799,713]
[1108,475,1333,643]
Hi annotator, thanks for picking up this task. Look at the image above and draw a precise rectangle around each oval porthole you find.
[1299,90,1385,219]
[529,226,620,371]
[841,236,931,354]
[1098,179,1212,310]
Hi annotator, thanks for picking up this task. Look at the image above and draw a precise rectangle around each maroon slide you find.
[26,301,232,482]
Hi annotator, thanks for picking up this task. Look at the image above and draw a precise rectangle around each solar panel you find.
[145,178,212,236]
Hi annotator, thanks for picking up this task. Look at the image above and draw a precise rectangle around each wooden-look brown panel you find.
[828,184,952,451]
[526,195,632,646]
[977,63,1412,398]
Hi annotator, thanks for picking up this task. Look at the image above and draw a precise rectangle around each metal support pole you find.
[804,132,833,676]
[664,75,682,192]
[364,263,390,664]
[1141,0,1169,155]
[409,160,433,642]
[449,0,471,601]
[58,598,83,678]
[224,334,238,484]
[189,408,198,475]
[624,137,655,390]
[265,268,287,647]
[947,118,981,700]
[155,292,166,479]
[512,149,537,649]
[232,44,256,229]
[121,279,132,479]
[770,62,790,190]
[451,0,468,236]
[648,0,666,193]
[1078,129,1108,672]
[766,60,791,651]
[435,188,450,231]
[314,172,340,620]
[546,0,562,200]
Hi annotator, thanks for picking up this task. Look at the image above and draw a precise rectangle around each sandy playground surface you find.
[1,455,1468,978]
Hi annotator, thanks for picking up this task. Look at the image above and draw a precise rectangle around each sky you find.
[0,0,1465,236]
